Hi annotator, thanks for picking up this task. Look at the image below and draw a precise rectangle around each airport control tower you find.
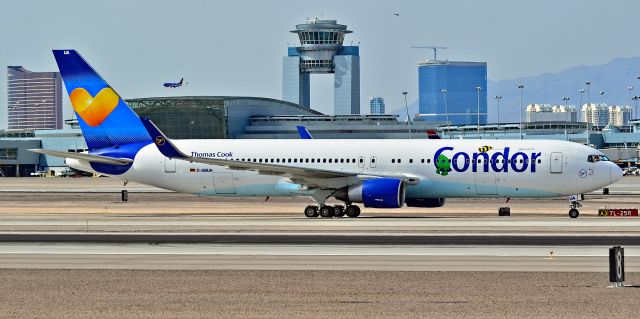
[283,19,360,114]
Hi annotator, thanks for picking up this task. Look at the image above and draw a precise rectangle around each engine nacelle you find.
[335,178,406,208]
[405,198,446,208]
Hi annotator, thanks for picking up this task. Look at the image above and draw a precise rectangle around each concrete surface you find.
[1,270,639,318]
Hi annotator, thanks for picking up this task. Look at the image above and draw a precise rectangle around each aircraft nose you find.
[610,163,623,183]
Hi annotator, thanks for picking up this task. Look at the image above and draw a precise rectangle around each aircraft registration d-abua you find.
[31,50,622,218]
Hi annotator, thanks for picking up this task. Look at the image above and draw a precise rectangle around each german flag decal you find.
[478,146,493,153]
[189,168,196,173]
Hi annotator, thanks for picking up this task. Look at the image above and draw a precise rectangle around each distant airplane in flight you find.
[163,78,184,88]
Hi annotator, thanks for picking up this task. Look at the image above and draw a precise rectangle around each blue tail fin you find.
[296,126,313,139]
[52,50,151,150]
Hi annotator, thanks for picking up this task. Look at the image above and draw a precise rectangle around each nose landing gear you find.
[568,194,584,218]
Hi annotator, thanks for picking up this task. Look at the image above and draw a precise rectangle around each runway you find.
[1,232,640,245]
[0,243,638,272]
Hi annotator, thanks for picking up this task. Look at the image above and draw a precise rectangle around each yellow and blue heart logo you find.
[69,87,120,126]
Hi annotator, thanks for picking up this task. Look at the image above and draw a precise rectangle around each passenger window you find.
[409,159,413,164]
[421,159,425,163]
[398,159,402,164]
[392,159,395,163]
[537,159,541,164]
[427,159,431,163]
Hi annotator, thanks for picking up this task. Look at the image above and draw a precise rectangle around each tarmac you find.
[1,177,640,317]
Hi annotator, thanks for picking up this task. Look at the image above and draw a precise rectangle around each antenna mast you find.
[410,45,448,60]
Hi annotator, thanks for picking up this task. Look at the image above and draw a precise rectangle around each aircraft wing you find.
[140,118,420,188]
[28,149,134,165]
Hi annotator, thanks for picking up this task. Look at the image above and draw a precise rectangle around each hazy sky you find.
[1,0,639,129]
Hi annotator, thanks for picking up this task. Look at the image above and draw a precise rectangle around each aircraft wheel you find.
[304,205,319,218]
[345,205,361,218]
[333,205,345,217]
[569,208,580,219]
[319,205,334,218]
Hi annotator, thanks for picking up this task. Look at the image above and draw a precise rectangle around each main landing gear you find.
[303,204,360,218]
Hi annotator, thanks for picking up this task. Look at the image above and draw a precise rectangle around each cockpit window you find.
[587,155,610,163]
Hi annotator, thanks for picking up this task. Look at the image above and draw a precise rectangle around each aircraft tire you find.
[569,208,580,219]
[319,205,335,218]
[345,205,361,218]
[304,205,319,218]
[333,205,346,217]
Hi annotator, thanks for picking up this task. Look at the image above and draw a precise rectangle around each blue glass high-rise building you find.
[418,61,487,125]
[369,97,385,114]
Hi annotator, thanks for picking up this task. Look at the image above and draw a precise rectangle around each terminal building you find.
[416,60,487,125]
[283,19,360,114]
[126,96,321,139]
[6,66,63,130]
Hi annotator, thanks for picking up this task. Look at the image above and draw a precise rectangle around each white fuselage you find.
[68,139,622,200]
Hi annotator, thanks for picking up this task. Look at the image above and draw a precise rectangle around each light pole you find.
[562,97,570,108]
[579,89,585,120]
[599,91,605,105]
[585,81,591,146]
[517,84,525,139]
[475,86,482,137]
[441,89,449,127]
[494,95,502,124]
[402,91,412,139]
[633,96,640,120]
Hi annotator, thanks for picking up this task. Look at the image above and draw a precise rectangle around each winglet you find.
[139,117,187,159]
[296,126,313,139]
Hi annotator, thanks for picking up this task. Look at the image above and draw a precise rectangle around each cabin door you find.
[550,152,563,173]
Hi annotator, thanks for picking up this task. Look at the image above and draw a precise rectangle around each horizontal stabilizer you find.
[28,149,134,166]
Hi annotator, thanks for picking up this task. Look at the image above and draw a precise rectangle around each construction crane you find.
[410,46,447,61]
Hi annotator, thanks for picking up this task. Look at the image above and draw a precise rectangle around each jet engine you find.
[405,198,446,208]
[335,178,405,208]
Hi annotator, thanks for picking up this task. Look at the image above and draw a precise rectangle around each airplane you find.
[163,78,183,88]
[296,126,313,139]
[426,130,440,139]
[30,50,623,219]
